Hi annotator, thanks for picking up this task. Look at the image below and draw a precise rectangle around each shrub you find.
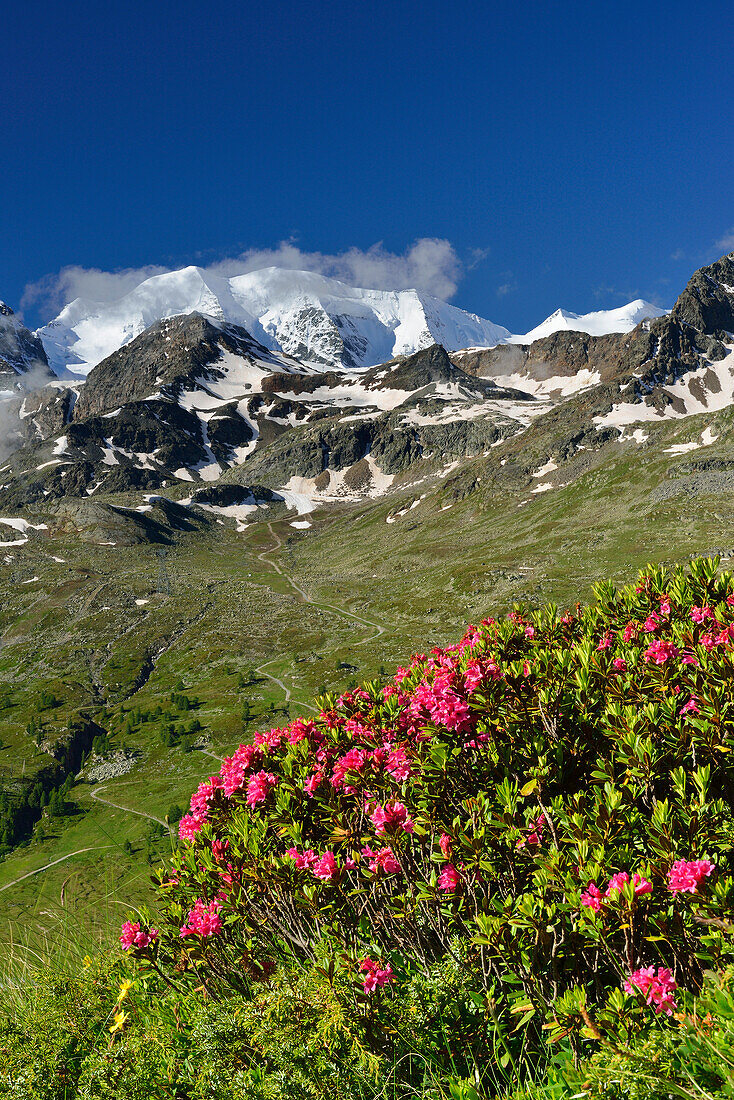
[124,558,734,1052]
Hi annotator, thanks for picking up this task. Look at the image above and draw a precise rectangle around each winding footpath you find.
[89,784,170,829]
[0,522,384,895]
[254,522,385,713]
[0,845,115,892]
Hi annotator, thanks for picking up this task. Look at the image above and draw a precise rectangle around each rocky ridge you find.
[0,253,732,538]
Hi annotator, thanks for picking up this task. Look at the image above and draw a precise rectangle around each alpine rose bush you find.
[123,558,734,1043]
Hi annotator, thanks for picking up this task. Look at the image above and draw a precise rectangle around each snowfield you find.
[35,265,669,378]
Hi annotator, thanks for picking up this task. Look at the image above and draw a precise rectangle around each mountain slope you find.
[35,264,669,378]
[511,299,667,342]
[0,252,733,948]
[36,267,512,375]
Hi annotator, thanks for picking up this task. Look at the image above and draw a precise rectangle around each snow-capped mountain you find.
[36,267,512,377]
[510,299,668,343]
[36,264,671,380]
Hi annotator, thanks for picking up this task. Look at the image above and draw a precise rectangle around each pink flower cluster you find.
[368,800,414,834]
[246,770,278,807]
[180,898,223,937]
[438,863,460,892]
[359,957,395,993]
[119,921,158,950]
[668,859,715,895]
[285,847,357,880]
[643,639,681,664]
[517,814,545,850]
[624,966,678,1015]
[178,774,224,840]
[362,846,400,874]
[581,871,652,911]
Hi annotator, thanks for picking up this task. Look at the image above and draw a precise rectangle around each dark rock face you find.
[43,498,203,545]
[19,386,76,443]
[453,331,628,387]
[191,484,280,506]
[74,313,274,419]
[671,253,734,334]
[0,303,52,383]
[363,344,464,391]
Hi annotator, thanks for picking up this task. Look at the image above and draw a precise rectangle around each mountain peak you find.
[511,299,668,344]
[37,266,510,376]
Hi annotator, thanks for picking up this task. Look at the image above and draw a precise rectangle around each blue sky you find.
[2,0,732,331]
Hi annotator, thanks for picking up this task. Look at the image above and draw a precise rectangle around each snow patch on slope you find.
[595,346,734,431]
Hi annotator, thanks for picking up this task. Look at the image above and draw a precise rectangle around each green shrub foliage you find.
[123,559,734,1046]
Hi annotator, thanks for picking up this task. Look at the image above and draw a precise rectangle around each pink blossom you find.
[303,770,324,797]
[246,770,278,808]
[410,669,474,734]
[681,652,700,666]
[464,658,502,692]
[385,746,412,782]
[680,695,700,716]
[312,851,339,881]
[606,872,652,898]
[581,871,651,911]
[362,846,400,874]
[180,899,222,938]
[211,838,229,862]
[624,966,678,1015]
[359,957,395,993]
[659,598,672,616]
[580,883,604,912]
[286,719,311,744]
[667,859,715,895]
[525,625,536,639]
[622,622,638,642]
[255,727,284,751]
[643,612,661,633]
[120,921,159,950]
[331,748,368,791]
[178,813,205,842]
[368,800,414,834]
[517,813,545,849]
[439,833,453,859]
[596,633,613,651]
[189,775,223,817]
[691,605,714,623]
[438,863,460,892]
[643,639,680,664]
[612,657,628,673]
[285,847,318,870]
[220,743,262,797]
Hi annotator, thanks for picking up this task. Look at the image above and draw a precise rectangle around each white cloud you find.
[23,238,464,319]
[714,228,734,255]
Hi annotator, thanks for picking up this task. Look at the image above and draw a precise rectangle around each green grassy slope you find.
[0,398,732,960]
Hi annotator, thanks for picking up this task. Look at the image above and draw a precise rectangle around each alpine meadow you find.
[1,2,733,1095]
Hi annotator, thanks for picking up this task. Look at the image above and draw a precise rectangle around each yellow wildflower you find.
[109,1010,129,1034]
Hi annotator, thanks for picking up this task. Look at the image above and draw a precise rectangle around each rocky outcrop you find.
[0,303,52,384]
[670,252,734,335]
[44,498,196,545]
[74,313,276,419]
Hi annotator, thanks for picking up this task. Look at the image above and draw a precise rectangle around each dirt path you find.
[0,845,115,892]
[90,785,170,829]
[197,747,223,762]
[254,522,384,713]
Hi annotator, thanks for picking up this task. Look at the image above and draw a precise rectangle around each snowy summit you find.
[35,266,669,379]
